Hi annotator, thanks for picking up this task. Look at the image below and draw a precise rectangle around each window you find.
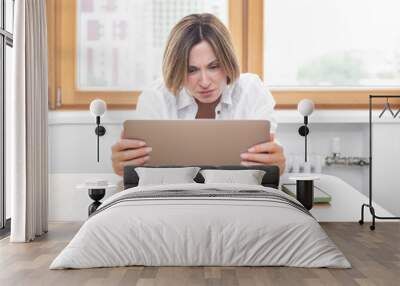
[264,0,400,87]
[263,0,400,107]
[49,0,254,109]
[1,0,14,235]
[51,0,400,109]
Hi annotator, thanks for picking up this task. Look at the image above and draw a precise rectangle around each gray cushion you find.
[200,169,266,185]
[135,167,201,186]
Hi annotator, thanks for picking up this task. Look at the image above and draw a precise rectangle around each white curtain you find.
[8,0,48,242]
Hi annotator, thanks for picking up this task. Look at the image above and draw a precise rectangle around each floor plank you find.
[0,222,399,286]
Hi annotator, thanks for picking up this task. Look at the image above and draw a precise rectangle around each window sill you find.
[48,110,398,126]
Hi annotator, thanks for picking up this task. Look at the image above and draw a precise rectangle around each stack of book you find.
[281,184,331,204]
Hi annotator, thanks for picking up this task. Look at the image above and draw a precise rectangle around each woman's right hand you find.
[111,131,152,176]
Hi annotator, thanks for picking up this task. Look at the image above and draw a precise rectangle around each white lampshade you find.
[90,99,107,117]
[297,99,315,116]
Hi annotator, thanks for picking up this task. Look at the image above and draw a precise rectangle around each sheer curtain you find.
[8,0,48,242]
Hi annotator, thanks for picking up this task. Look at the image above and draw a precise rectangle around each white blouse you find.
[135,73,277,131]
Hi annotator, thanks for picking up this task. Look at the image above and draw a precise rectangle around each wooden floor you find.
[0,222,399,286]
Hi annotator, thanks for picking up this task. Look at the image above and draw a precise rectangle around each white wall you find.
[48,110,399,221]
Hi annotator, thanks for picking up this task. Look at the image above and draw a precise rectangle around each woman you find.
[112,13,285,176]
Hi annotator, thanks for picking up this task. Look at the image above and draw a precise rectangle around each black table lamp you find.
[297,99,315,163]
[90,99,107,162]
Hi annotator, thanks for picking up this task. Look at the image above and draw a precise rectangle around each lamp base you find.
[88,188,106,216]
[296,180,314,210]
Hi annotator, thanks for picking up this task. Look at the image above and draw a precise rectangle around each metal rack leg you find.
[369,206,376,231]
[359,202,400,230]
[359,203,367,225]
[359,204,376,230]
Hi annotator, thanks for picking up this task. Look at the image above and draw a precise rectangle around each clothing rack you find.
[359,95,400,230]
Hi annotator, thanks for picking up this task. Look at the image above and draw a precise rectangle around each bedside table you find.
[288,175,320,210]
[77,182,117,216]
[280,174,394,222]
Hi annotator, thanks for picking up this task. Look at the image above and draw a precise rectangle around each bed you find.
[50,165,350,269]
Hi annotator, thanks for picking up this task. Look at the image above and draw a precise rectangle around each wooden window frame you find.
[48,0,141,110]
[48,0,399,110]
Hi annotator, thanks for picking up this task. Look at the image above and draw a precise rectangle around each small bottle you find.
[303,161,311,173]
[292,155,301,173]
[286,154,293,173]
[314,154,323,173]
[331,137,341,156]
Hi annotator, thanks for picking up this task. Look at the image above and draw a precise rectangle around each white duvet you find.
[50,183,351,269]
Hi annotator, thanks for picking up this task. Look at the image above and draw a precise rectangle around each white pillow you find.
[135,167,201,186]
[200,169,266,185]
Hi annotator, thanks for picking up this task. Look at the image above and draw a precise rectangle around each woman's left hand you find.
[240,133,286,175]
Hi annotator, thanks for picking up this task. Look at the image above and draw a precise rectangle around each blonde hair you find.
[162,13,240,95]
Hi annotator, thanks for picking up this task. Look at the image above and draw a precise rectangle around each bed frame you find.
[123,165,280,190]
